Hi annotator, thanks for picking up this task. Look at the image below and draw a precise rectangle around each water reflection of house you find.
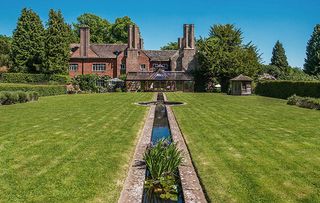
[69,24,196,92]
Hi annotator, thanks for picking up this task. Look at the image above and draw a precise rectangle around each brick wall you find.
[69,58,116,78]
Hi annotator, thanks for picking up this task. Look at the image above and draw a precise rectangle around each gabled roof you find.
[70,44,127,58]
[143,50,178,61]
[230,74,253,81]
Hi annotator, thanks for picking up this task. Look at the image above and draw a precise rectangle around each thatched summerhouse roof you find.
[230,74,253,81]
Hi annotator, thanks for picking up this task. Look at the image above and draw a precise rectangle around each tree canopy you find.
[161,42,178,50]
[0,35,11,55]
[304,24,320,75]
[73,13,110,43]
[72,15,134,44]
[10,8,45,73]
[43,9,71,74]
[270,41,289,69]
[196,24,261,92]
[0,35,11,68]
[107,16,135,43]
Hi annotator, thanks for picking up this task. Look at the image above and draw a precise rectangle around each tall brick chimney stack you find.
[80,26,90,57]
[189,24,195,49]
[183,24,189,49]
[140,38,144,50]
[178,38,182,49]
[133,25,140,49]
[128,25,133,49]
[128,24,141,49]
[182,24,195,49]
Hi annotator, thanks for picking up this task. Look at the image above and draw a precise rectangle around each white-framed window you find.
[120,64,126,70]
[140,64,146,71]
[92,64,106,72]
[69,64,78,71]
[96,79,104,87]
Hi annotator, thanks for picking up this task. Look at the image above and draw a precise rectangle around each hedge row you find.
[0,91,39,105]
[255,80,320,99]
[0,73,70,84]
[287,95,320,110]
[0,83,66,96]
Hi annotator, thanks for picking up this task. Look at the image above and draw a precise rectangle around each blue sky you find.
[0,0,319,68]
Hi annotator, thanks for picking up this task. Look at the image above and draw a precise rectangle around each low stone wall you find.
[164,94,207,203]
[118,97,155,203]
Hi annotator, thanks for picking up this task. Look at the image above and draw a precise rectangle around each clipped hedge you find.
[255,80,320,99]
[0,83,66,96]
[287,95,320,110]
[0,73,70,84]
[0,91,39,105]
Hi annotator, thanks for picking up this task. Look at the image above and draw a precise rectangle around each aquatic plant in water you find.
[144,139,182,201]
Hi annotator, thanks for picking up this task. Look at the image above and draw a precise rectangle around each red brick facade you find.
[69,24,196,78]
[69,58,117,78]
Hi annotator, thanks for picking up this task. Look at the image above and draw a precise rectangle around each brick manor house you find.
[69,24,196,91]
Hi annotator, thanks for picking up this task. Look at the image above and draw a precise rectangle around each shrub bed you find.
[0,83,66,96]
[0,73,70,84]
[0,91,39,105]
[255,80,320,99]
[287,95,320,110]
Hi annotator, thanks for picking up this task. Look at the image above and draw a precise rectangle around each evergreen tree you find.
[10,8,45,73]
[304,24,320,75]
[43,9,70,74]
[270,41,289,69]
[197,24,261,92]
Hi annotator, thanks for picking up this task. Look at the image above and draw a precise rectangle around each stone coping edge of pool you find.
[164,93,208,203]
[118,95,156,203]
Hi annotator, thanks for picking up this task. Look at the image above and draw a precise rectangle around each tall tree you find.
[197,24,261,92]
[304,24,320,75]
[0,35,11,55]
[10,8,45,73]
[270,41,289,69]
[0,35,12,68]
[43,9,71,74]
[73,13,110,43]
[108,16,134,43]
[161,42,178,50]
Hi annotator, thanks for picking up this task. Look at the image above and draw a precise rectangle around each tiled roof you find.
[230,74,253,81]
[70,44,127,58]
[143,50,178,61]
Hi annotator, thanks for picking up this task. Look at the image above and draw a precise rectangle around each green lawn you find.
[167,93,320,202]
[0,93,152,202]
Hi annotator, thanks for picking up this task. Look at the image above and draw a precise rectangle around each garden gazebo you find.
[230,74,253,95]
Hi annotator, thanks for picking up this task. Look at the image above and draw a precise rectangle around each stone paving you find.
[119,93,207,203]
